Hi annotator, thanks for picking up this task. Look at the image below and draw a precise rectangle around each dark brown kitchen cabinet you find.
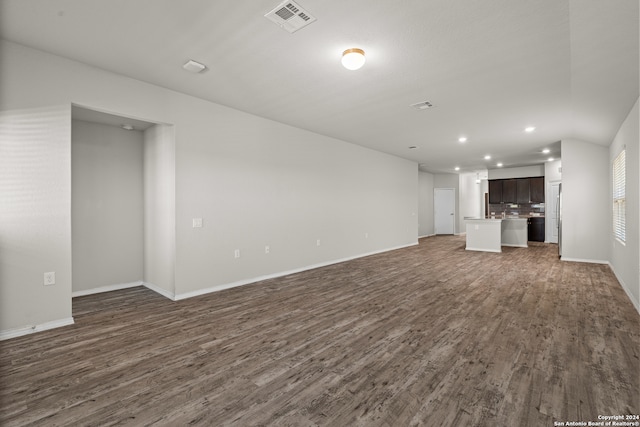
[530,177,545,202]
[489,180,502,204]
[502,179,517,203]
[516,178,530,203]
[528,217,545,242]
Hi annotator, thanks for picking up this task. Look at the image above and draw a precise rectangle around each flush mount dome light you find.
[342,48,365,70]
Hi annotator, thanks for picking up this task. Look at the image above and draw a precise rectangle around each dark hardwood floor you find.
[1,236,638,426]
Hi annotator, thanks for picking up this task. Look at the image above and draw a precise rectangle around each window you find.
[613,149,625,242]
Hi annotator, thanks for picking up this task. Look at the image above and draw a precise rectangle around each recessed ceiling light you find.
[542,148,550,154]
[121,124,134,131]
[342,48,366,70]
[497,162,503,167]
[454,166,460,171]
[548,157,554,161]
[458,137,467,143]
[484,155,491,160]
[525,126,536,133]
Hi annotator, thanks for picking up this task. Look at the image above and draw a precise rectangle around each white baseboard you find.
[465,247,501,253]
[607,262,640,315]
[72,281,143,298]
[143,281,176,301]
[560,257,609,264]
[174,242,419,301]
[0,317,75,341]
[501,243,528,248]
[418,234,436,239]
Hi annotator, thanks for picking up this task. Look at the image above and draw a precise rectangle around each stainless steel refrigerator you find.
[557,183,562,257]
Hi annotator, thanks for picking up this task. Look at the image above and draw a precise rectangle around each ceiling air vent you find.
[265,1,317,33]
[410,101,435,110]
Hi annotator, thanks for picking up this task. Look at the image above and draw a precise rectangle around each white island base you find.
[465,218,528,252]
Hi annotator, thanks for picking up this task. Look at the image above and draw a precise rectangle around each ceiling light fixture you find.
[410,101,434,110]
[525,126,536,133]
[484,155,491,160]
[341,48,365,70]
[182,59,207,73]
[497,162,503,167]
[548,157,554,161]
[121,124,134,131]
[454,166,460,171]
[542,148,550,154]
[458,137,467,143]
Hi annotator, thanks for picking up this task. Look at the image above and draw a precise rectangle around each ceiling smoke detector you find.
[410,101,434,110]
[265,1,316,33]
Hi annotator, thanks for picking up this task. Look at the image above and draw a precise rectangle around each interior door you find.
[434,188,455,235]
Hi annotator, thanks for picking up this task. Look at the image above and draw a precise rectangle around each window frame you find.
[612,148,626,244]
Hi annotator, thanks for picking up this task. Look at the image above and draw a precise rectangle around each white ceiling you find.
[1,0,637,173]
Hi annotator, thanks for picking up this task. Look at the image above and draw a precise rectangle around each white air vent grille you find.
[410,101,435,110]
[265,1,317,33]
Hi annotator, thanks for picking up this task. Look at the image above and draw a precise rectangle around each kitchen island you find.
[465,218,528,252]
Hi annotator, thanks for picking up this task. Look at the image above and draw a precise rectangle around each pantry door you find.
[434,188,455,235]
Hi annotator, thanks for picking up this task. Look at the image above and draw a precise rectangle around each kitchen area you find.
[465,175,550,253]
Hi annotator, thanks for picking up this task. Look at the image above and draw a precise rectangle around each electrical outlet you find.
[192,218,203,228]
[44,272,55,286]
[265,246,270,254]
[234,249,240,259]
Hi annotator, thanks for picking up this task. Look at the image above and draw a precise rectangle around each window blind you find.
[612,149,625,242]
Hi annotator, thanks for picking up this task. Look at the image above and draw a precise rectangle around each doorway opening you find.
[71,105,175,302]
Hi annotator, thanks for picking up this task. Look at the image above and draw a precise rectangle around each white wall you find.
[0,106,73,336]
[143,124,176,298]
[0,40,418,333]
[561,139,609,263]
[72,120,144,294]
[609,98,639,312]
[418,171,434,237]
[545,160,562,183]
[488,165,545,180]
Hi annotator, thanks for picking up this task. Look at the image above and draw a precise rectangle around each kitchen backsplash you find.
[488,203,545,217]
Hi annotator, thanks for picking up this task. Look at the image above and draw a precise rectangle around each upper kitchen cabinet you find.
[489,177,545,204]
[516,179,530,204]
[529,177,544,203]
[502,179,517,203]
[489,180,503,204]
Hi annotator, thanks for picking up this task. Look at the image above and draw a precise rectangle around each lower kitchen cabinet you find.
[528,217,545,242]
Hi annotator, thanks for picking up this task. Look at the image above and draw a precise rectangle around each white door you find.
[434,188,455,234]
[548,183,560,243]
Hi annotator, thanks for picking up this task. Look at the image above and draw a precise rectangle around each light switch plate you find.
[192,218,203,228]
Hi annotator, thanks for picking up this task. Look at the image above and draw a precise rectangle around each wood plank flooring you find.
[1,236,638,426]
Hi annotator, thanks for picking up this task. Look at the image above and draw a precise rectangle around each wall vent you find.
[265,1,317,33]
[410,101,435,110]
